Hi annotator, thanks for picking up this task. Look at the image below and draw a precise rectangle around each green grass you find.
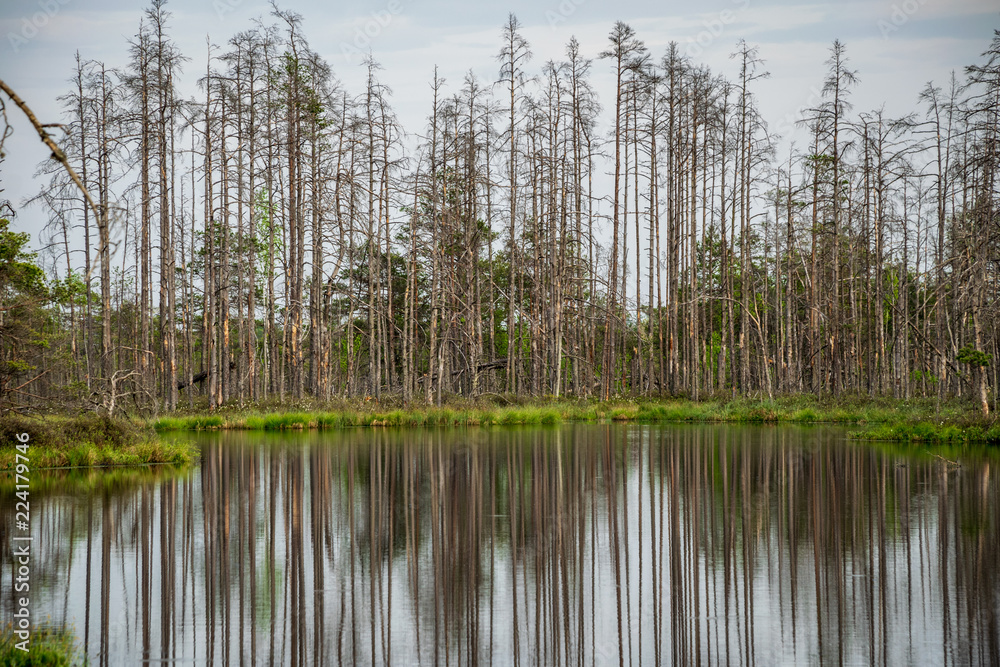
[0,624,80,666]
[791,407,820,423]
[136,394,997,444]
[0,414,197,470]
[851,421,1000,444]
[153,414,223,431]
[0,437,196,470]
[261,412,312,430]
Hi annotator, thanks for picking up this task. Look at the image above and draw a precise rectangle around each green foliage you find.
[0,220,46,299]
[1,359,33,375]
[50,271,88,309]
[252,188,279,272]
[852,421,1000,445]
[278,52,330,128]
[0,218,51,410]
[957,344,991,368]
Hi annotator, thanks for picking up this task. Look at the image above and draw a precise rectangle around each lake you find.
[3,424,998,665]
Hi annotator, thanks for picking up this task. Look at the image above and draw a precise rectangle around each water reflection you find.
[2,425,998,665]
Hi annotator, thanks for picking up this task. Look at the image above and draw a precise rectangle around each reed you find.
[0,624,79,666]
[153,414,223,431]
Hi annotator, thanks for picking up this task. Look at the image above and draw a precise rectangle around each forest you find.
[0,2,997,415]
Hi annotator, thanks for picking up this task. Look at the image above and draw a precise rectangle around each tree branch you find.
[0,79,102,222]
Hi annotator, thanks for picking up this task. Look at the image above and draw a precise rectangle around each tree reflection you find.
[2,426,998,665]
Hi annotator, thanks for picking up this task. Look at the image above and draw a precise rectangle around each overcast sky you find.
[1,0,997,253]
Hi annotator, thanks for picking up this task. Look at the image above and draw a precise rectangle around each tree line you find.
[1,3,997,413]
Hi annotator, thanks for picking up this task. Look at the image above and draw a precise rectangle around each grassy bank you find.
[0,413,196,471]
[0,625,79,666]
[851,421,1000,445]
[150,394,997,442]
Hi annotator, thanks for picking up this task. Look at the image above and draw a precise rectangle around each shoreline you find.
[2,396,995,473]
[151,395,999,444]
[0,413,196,471]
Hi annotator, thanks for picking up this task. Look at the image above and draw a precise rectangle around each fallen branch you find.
[11,369,49,393]
[0,78,105,285]
[930,452,960,468]
[0,78,102,222]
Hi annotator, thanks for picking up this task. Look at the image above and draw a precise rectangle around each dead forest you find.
[1,3,998,413]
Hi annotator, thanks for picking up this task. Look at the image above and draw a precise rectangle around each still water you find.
[3,424,998,665]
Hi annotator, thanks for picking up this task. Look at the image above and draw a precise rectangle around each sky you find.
[0,0,997,257]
